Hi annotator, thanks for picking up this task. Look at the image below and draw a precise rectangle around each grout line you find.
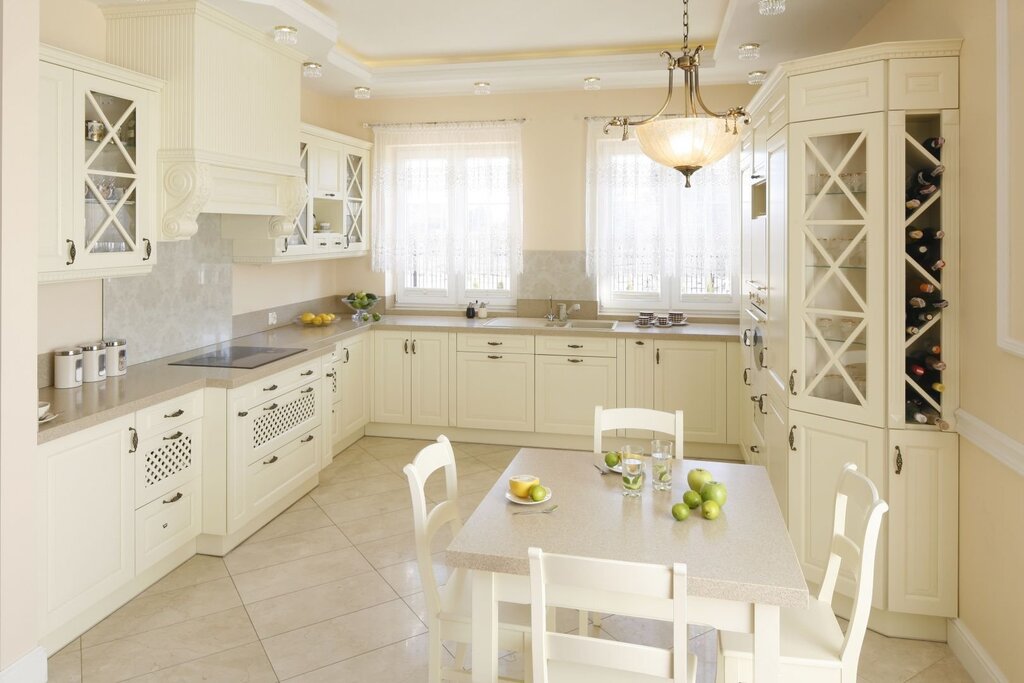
[277,633,430,682]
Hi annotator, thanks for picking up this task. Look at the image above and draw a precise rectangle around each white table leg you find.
[753,603,780,682]
[471,570,499,683]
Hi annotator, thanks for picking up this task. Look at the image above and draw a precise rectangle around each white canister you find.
[81,342,107,383]
[105,339,128,376]
[54,347,83,389]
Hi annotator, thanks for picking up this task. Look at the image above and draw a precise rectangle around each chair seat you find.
[719,597,844,668]
[439,567,533,632]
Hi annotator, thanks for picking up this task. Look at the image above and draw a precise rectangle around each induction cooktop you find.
[169,346,306,369]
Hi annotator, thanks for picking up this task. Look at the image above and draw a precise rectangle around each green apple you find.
[371,312,382,321]
[700,481,727,508]
[701,500,721,520]
[671,503,690,521]
[682,490,703,509]
[604,451,621,468]
[529,485,548,502]
[687,468,713,493]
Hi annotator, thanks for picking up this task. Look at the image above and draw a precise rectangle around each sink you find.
[569,320,617,330]
[483,318,616,330]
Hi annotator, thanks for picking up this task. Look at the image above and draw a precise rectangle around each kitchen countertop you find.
[38,315,740,445]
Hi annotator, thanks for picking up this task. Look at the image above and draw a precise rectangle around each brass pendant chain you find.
[682,0,690,51]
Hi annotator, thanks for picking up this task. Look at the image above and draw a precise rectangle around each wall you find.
[847,3,1024,680]
[39,0,103,59]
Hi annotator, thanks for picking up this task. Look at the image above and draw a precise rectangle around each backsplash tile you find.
[103,215,232,365]
[519,250,596,300]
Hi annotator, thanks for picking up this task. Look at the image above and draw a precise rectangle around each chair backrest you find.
[402,435,461,621]
[818,463,888,669]
[593,406,685,459]
[528,547,688,683]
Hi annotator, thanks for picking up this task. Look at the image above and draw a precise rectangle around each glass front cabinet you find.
[39,48,161,282]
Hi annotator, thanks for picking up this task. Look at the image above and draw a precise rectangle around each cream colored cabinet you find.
[372,330,448,426]
[327,359,343,455]
[763,393,790,524]
[37,415,135,634]
[887,430,958,617]
[456,352,535,431]
[310,141,343,199]
[343,145,369,254]
[621,339,656,439]
[765,131,789,398]
[535,354,616,435]
[654,340,729,444]
[338,332,373,437]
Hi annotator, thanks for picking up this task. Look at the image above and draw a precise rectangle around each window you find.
[370,123,523,307]
[586,121,740,313]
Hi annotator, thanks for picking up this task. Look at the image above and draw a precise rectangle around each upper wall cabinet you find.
[39,47,162,283]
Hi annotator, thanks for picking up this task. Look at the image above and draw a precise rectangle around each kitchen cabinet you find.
[372,330,449,426]
[343,144,370,253]
[765,130,789,398]
[535,354,616,435]
[338,332,373,440]
[654,340,729,444]
[621,339,656,439]
[327,359,343,454]
[310,141,343,199]
[763,393,790,524]
[39,47,161,282]
[456,352,535,432]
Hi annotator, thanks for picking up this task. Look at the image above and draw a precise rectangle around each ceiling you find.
[138,0,891,98]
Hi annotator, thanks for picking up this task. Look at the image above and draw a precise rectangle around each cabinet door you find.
[622,339,655,438]
[311,141,342,198]
[456,352,535,431]
[39,62,75,274]
[411,332,449,426]
[535,355,616,435]
[344,146,369,252]
[763,394,790,524]
[788,411,887,608]
[788,113,886,427]
[339,333,372,436]
[283,140,315,256]
[38,415,134,631]
[372,331,411,424]
[765,131,789,397]
[739,342,758,462]
[887,430,958,617]
[654,340,729,444]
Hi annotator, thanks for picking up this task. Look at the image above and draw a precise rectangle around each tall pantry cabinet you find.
[739,40,962,633]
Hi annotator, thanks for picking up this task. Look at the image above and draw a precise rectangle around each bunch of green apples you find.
[671,467,728,521]
[346,291,378,310]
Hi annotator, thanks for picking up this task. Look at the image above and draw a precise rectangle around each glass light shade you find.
[302,62,323,78]
[354,87,371,99]
[737,43,760,60]
[636,116,746,187]
[583,77,601,91]
[758,0,785,15]
[747,70,767,85]
[273,26,298,45]
[474,81,491,95]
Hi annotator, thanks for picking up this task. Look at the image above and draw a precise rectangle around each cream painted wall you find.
[847,3,1024,679]
[39,0,104,59]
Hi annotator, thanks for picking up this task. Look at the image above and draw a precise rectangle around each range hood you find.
[103,0,308,241]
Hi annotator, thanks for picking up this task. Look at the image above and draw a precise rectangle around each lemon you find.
[509,475,539,498]
[701,500,721,520]
[311,317,324,326]
[323,313,335,322]
[300,312,315,324]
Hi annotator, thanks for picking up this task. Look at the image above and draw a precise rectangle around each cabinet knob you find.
[750,445,760,453]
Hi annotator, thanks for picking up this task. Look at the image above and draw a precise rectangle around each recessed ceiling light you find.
[583,77,602,91]
[273,25,298,45]
[302,62,323,79]
[737,43,761,60]
[747,70,767,85]
[474,81,491,95]
[354,87,371,100]
[758,0,785,15]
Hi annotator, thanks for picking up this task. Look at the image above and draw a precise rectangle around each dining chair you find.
[716,463,889,683]
[593,406,685,459]
[403,435,533,683]
[528,547,697,683]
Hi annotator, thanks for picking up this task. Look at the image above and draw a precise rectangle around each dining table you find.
[445,448,809,682]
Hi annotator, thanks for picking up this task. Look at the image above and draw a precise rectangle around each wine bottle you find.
[928,344,942,355]
[906,325,921,336]
[922,136,945,156]
[908,279,937,294]
[915,165,946,185]
[907,227,945,241]
[909,297,927,309]
[907,362,927,377]
[930,382,946,393]
[906,397,950,429]
[909,311,935,323]
[925,355,947,371]
[906,197,922,211]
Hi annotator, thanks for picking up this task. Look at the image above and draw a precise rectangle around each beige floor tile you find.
[476,449,520,470]
[309,472,408,506]
[226,526,352,575]
[690,629,719,683]
[599,614,674,650]
[125,642,277,683]
[450,456,501,476]
[318,488,411,524]
[283,495,317,512]
[54,638,81,656]
[318,456,390,484]
[245,571,398,639]
[247,506,334,544]
[334,507,414,546]
[81,607,257,682]
[48,649,82,683]
[357,438,435,459]
[141,555,228,597]
[261,599,427,680]
[83,577,241,648]
[906,655,973,682]
[858,630,952,683]
[232,547,374,604]
[451,442,513,457]
[377,553,453,597]
[357,526,452,569]
[401,591,428,624]
[284,633,448,683]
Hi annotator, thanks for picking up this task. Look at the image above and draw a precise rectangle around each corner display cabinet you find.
[738,40,961,636]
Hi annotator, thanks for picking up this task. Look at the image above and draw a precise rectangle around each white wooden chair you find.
[716,463,889,683]
[404,436,533,682]
[528,547,697,683]
[593,406,685,460]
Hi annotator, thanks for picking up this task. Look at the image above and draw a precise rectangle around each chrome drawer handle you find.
[263,384,278,392]
[163,492,183,504]
[301,387,314,394]
[568,358,584,363]
[567,344,583,349]
[487,341,503,346]
[264,403,278,411]
[300,370,314,376]
[264,455,279,464]
[163,431,183,441]
[164,409,185,418]
[301,435,314,443]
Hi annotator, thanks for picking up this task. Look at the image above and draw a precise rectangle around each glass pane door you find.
[345,151,366,246]
[789,113,885,427]
[286,142,314,254]
[83,89,138,255]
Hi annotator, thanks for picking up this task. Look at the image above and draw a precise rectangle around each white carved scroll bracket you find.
[267,175,309,239]
[161,162,212,241]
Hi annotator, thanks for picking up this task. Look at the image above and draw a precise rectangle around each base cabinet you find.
[763,394,790,525]
[338,332,372,437]
[654,340,729,444]
[456,352,535,431]
[535,355,616,435]
[372,330,448,426]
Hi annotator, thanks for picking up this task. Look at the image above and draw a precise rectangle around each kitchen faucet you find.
[558,302,580,322]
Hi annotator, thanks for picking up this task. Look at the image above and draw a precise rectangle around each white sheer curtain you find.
[370,122,524,304]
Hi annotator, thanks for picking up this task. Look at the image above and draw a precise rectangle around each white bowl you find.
[38,401,50,419]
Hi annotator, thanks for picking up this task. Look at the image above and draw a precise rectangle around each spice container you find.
[105,339,128,376]
[53,347,83,389]
[81,342,107,383]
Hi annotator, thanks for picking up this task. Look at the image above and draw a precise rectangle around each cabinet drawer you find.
[232,358,321,410]
[535,335,616,357]
[789,61,885,122]
[135,389,204,438]
[135,478,201,573]
[237,382,321,465]
[135,419,202,506]
[457,333,534,354]
[245,428,319,519]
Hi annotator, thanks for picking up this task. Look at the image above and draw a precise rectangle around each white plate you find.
[38,412,59,424]
[505,488,552,505]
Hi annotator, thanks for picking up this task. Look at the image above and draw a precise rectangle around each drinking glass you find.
[621,445,645,497]
[651,440,673,491]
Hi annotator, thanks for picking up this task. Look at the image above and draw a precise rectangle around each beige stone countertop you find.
[38,316,739,445]
[446,449,809,609]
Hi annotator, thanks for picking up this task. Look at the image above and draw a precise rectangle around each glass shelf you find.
[805,191,868,197]
[805,264,867,270]
[805,336,867,347]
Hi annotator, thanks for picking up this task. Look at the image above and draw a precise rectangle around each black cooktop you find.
[169,346,306,369]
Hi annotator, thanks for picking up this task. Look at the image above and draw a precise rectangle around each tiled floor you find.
[48,436,973,682]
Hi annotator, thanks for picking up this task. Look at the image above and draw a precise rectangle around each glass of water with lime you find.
[621,445,645,497]
[651,440,674,491]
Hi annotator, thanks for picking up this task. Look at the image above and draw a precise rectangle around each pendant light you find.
[605,0,748,187]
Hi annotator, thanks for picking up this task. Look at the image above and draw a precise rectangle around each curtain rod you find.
[363,118,525,129]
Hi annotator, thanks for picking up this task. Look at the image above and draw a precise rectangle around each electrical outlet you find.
[268,311,277,326]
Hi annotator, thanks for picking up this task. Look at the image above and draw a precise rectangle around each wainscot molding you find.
[0,647,46,683]
[947,618,1010,683]
[955,409,1024,478]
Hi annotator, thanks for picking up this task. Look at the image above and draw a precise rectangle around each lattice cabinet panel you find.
[135,420,202,506]
[236,382,322,466]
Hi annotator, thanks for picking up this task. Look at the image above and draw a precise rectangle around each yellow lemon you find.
[509,474,539,498]
[311,317,324,326]
[300,312,315,324]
